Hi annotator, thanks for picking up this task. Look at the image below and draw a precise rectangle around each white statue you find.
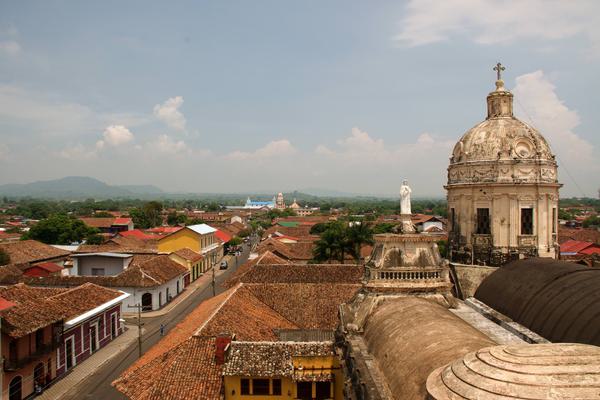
[400,180,412,215]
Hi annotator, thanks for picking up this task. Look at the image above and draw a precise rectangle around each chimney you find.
[214,334,232,365]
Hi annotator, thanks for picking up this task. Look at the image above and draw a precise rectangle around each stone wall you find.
[450,263,497,299]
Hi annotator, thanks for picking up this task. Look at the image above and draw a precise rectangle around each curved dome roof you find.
[363,297,495,399]
[450,79,555,165]
[475,258,600,345]
[451,117,554,164]
[427,343,600,399]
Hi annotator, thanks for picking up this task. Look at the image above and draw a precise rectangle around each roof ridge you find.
[194,284,243,335]
[242,284,301,329]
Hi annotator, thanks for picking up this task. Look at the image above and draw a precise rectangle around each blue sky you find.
[0,0,598,197]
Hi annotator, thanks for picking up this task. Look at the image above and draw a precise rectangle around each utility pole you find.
[127,303,144,358]
[211,266,216,297]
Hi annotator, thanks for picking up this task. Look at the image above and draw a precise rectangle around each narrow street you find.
[63,238,256,399]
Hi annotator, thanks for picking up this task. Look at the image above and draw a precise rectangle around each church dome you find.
[451,117,554,164]
[447,66,558,186]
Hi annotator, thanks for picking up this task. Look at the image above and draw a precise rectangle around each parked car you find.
[220,260,228,270]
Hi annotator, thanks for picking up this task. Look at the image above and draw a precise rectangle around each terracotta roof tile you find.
[0,240,70,264]
[79,217,116,228]
[238,263,364,284]
[223,341,334,377]
[199,285,297,340]
[246,283,360,330]
[223,250,289,288]
[0,282,122,338]
[0,255,188,288]
[171,248,203,263]
[114,336,222,400]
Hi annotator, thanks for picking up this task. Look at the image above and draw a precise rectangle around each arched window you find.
[9,376,22,400]
[141,293,153,311]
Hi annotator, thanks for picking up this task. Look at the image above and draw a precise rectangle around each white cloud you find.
[153,96,186,131]
[315,127,452,165]
[513,70,595,171]
[58,144,98,160]
[395,0,600,52]
[102,125,134,146]
[147,134,189,154]
[0,40,20,56]
[226,139,296,160]
[311,127,455,195]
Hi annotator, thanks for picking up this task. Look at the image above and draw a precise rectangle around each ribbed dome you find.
[447,77,558,186]
[426,343,600,399]
[451,117,554,164]
[450,79,555,165]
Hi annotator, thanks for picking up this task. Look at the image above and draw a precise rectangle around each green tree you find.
[130,201,163,228]
[372,223,395,234]
[310,222,331,235]
[93,211,114,218]
[437,239,448,258]
[346,222,374,263]
[583,215,600,228]
[86,233,105,245]
[0,249,10,266]
[312,222,352,263]
[237,229,251,238]
[22,214,99,244]
[167,211,188,226]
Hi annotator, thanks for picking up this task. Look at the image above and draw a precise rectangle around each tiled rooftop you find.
[0,240,70,264]
[223,341,334,377]
[114,336,222,400]
[238,263,364,284]
[171,247,203,263]
[0,282,122,338]
[223,250,289,288]
[0,254,188,288]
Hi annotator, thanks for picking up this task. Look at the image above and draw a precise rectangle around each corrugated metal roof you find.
[188,224,217,235]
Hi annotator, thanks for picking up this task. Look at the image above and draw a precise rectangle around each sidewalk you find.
[127,255,234,319]
[36,325,139,400]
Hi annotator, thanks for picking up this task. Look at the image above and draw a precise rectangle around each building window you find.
[450,208,456,232]
[252,379,270,395]
[91,268,105,276]
[521,208,534,235]
[476,208,491,234]
[552,207,557,233]
[316,382,331,400]
[35,328,44,350]
[240,379,250,395]
[272,379,282,395]
[297,382,312,400]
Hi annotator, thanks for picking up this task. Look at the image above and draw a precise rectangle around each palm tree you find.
[346,222,374,264]
[313,221,351,263]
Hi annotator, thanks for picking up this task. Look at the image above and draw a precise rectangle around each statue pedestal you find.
[399,214,416,234]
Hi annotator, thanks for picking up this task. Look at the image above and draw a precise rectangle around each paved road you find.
[65,238,256,400]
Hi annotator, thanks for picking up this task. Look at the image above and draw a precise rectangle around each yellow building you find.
[158,224,222,273]
[223,341,343,400]
[168,247,204,281]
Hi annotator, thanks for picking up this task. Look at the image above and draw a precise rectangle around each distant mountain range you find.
[0,176,164,199]
[0,176,440,201]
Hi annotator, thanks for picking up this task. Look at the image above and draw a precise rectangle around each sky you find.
[0,0,599,197]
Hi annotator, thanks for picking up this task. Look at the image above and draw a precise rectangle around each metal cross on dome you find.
[493,62,505,81]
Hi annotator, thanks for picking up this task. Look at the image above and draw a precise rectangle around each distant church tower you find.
[446,63,561,266]
[275,192,286,210]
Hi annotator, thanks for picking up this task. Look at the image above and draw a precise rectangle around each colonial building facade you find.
[446,64,561,266]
